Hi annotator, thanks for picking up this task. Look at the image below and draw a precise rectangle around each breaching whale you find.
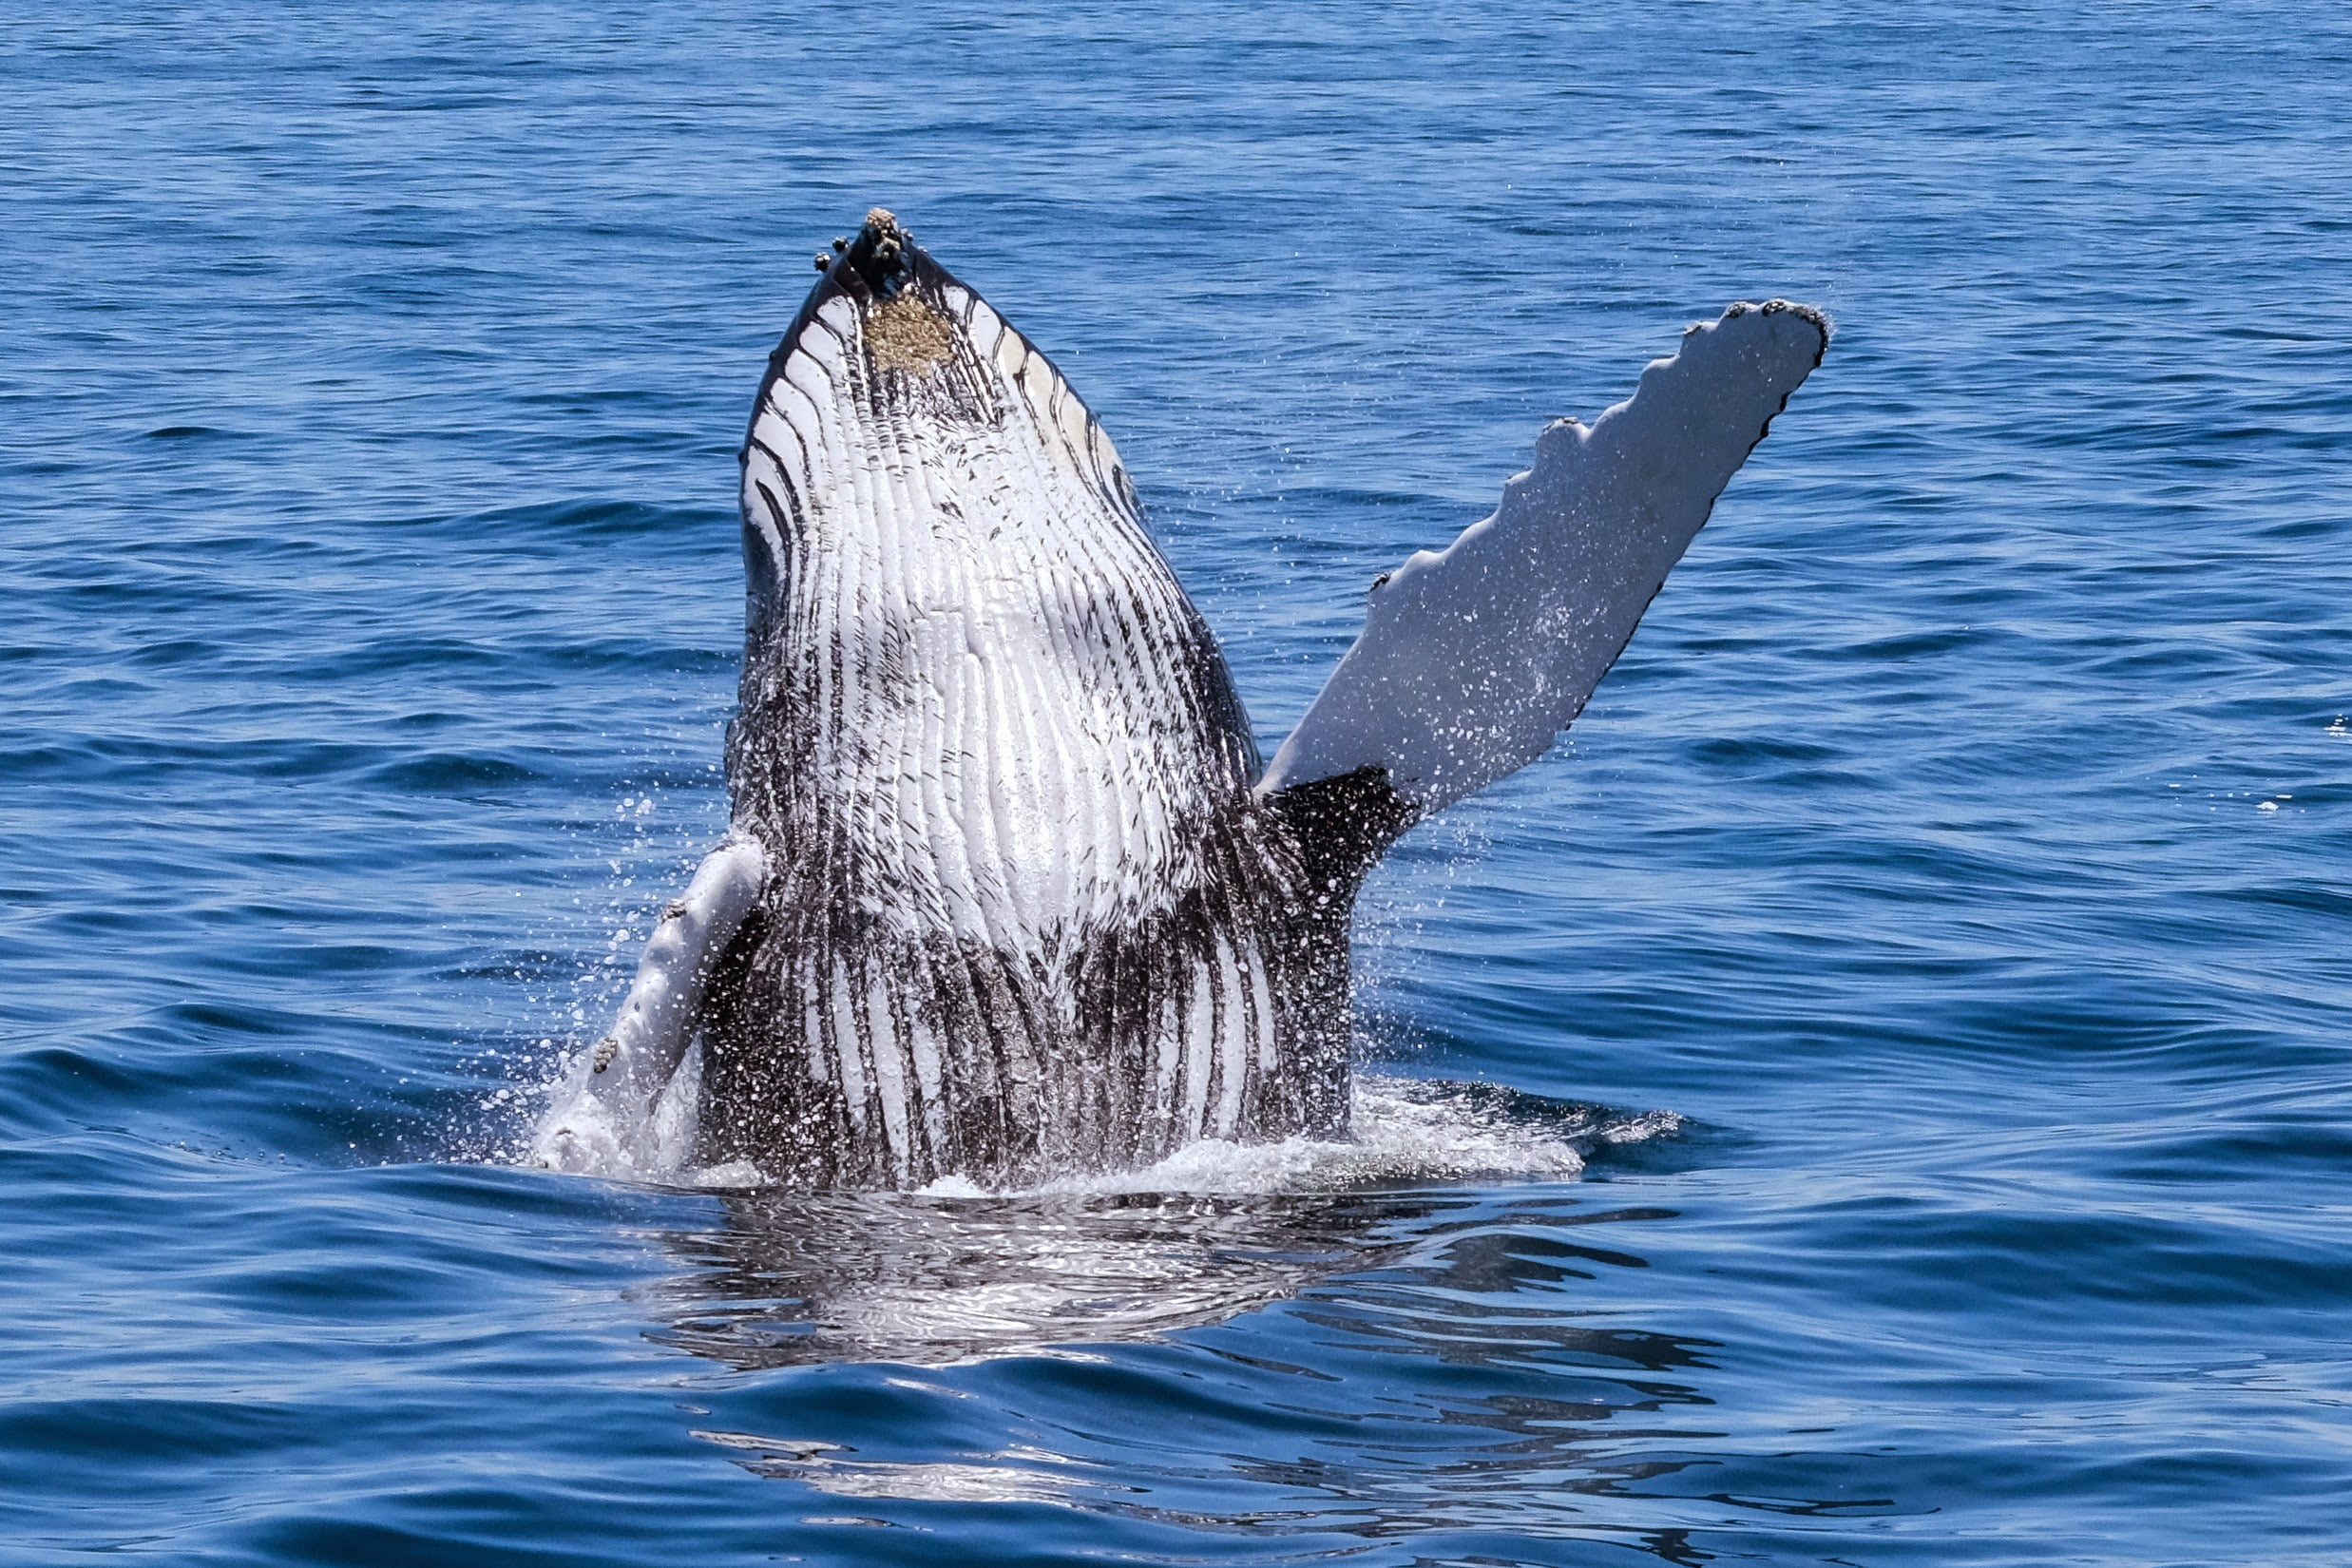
[534,209,1826,1188]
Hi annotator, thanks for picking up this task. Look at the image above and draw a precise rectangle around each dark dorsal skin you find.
[696,213,1406,1188]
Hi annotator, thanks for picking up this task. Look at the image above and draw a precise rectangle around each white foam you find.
[869,1074,1673,1198]
[953,1078,1592,1197]
[513,1065,1669,1196]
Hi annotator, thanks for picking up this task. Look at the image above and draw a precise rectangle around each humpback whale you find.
[534,209,1826,1189]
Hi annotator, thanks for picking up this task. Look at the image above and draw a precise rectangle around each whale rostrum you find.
[532,208,1828,1188]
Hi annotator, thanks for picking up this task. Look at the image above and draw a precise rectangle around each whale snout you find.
[773,207,1008,423]
[818,206,922,305]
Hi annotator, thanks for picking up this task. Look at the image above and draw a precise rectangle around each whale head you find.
[726,209,1259,953]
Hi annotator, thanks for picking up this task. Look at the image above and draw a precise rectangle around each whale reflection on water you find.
[657,1187,1417,1371]
[621,1083,1915,1559]
[642,1077,1676,1370]
[647,1089,1804,1563]
[641,1086,1897,1558]
[686,1262,1730,1529]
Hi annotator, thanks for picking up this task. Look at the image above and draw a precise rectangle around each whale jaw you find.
[703,213,1348,1189]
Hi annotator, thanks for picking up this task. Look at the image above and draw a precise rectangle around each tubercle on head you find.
[809,206,920,302]
[753,206,932,454]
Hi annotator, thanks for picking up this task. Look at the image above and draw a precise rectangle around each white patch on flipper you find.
[529,835,768,1177]
[1261,301,1827,813]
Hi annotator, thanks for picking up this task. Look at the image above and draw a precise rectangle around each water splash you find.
[521,1060,1673,1195]
[910,1076,1676,1197]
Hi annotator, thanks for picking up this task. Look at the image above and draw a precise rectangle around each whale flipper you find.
[531,835,768,1174]
[1260,302,1829,827]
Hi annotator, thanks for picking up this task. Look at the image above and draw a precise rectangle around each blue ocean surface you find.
[5,3,2349,1563]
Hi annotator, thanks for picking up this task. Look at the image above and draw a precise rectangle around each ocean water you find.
[5,2,2349,1562]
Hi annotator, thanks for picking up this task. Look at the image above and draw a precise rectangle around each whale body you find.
[534,210,1827,1188]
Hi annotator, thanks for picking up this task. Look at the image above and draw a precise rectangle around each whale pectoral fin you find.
[529,833,770,1176]
[1257,300,1828,820]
